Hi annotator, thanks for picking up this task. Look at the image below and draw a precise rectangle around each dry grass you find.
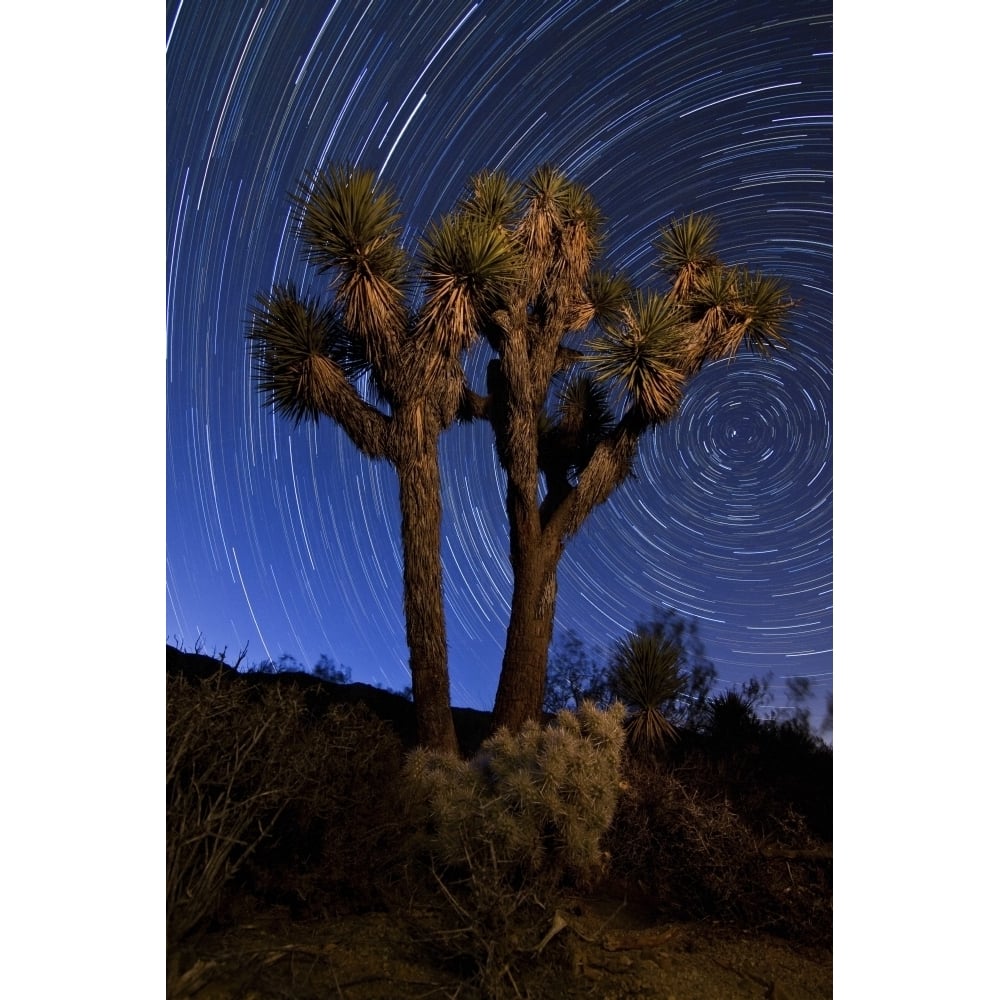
[167,669,404,947]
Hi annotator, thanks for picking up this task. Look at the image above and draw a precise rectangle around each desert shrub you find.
[697,710,832,842]
[167,671,311,943]
[543,629,609,713]
[312,653,352,683]
[167,670,405,943]
[608,756,831,946]
[239,699,406,915]
[706,688,762,753]
[747,720,832,841]
[401,702,626,998]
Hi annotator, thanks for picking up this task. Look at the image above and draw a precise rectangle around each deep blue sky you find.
[166,0,832,721]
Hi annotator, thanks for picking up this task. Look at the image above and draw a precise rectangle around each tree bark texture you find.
[491,539,560,733]
[491,407,645,733]
[395,405,459,754]
[488,329,556,732]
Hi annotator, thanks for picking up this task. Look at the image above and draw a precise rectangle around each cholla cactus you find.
[403,703,625,998]
[404,701,626,882]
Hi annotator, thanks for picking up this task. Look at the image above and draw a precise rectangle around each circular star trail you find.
[166,0,832,722]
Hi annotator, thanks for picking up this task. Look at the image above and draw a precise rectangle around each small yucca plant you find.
[608,631,686,754]
[707,688,761,754]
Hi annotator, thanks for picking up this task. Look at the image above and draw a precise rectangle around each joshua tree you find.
[247,166,517,753]
[457,166,795,732]
[248,161,794,745]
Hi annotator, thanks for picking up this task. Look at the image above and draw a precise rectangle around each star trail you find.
[166,0,832,723]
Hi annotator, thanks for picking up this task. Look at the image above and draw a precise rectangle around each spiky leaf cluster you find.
[294,166,408,342]
[458,170,522,230]
[554,374,614,438]
[609,632,686,753]
[539,375,615,485]
[656,213,793,365]
[247,283,360,424]
[691,264,740,339]
[586,270,631,330]
[687,265,791,362]
[586,290,689,422]
[655,212,721,300]
[515,164,603,301]
[725,269,791,357]
[416,213,520,355]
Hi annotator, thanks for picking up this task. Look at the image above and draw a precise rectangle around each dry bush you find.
[401,702,627,998]
[167,671,405,943]
[608,757,831,947]
[241,698,406,914]
[167,672,309,943]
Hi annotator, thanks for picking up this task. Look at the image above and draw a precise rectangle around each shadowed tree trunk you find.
[492,413,643,733]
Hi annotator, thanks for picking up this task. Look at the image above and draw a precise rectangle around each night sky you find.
[166,0,832,723]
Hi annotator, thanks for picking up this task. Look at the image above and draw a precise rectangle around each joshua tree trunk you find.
[490,370,564,732]
[491,545,560,733]
[491,414,644,733]
[397,405,459,754]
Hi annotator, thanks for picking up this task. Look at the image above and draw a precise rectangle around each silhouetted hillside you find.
[166,644,493,757]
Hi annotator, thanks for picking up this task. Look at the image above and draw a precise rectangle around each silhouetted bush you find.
[238,699,405,916]
[543,629,608,712]
[705,688,762,752]
[607,756,831,946]
[685,708,833,842]
[167,670,309,943]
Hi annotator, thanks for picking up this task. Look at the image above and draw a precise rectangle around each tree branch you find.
[458,382,491,422]
[305,354,393,460]
[542,407,648,544]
